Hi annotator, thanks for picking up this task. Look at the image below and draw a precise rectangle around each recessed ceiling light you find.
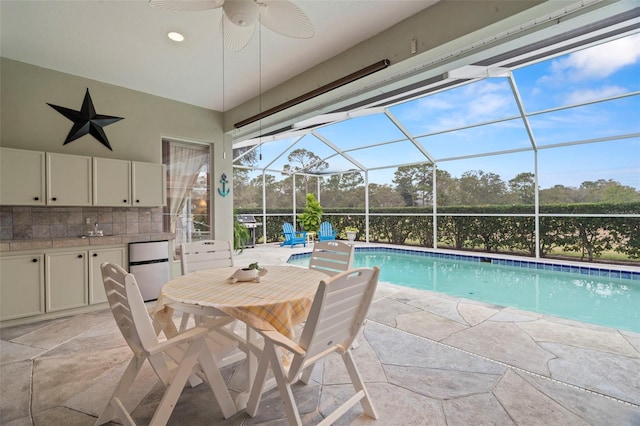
[167,31,184,42]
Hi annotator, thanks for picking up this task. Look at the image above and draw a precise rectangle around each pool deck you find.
[1,242,639,424]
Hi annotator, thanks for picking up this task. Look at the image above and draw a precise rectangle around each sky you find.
[239,33,640,190]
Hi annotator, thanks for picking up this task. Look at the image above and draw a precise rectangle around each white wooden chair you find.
[179,239,234,331]
[308,240,354,277]
[96,262,237,426]
[180,239,234,273]
[246,267,380,426]
[308,240,364,348]
[179,239,245,368]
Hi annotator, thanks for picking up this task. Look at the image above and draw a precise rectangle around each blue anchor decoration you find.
[217,173,230,197]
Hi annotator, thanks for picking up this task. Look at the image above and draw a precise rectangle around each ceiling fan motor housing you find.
[225,0,259,27]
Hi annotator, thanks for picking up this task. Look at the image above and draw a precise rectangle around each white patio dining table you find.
[151,265,327,408]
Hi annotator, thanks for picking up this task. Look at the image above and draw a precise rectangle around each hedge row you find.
[237,202,640,262]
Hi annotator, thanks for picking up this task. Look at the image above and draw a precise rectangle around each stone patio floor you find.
[1,242,639,425]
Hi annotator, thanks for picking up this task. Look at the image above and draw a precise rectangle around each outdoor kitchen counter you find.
[0,232,174,252]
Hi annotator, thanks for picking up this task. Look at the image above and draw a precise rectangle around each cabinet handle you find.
[136,199,140,203]
[93,253,98,257]
[77,254,83,258]
[34,197,39,201]
[123,200,127,203]
[32,258,38,263]
[51,197,57,201]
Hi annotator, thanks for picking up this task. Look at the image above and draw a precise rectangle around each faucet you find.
[94,222,103,236]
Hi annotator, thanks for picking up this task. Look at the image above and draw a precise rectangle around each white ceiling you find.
[0,0,438,111]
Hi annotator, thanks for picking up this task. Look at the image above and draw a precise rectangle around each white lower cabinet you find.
[0,254,45,321]
[1,244,127,322]
[45,250,89,312]
[89,247,125,304]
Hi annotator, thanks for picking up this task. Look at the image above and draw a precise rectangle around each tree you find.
[434,169,457,206]
[255,174,289,209]
[509,172,535,204]
[368,183,404,207]
[393,164,434,206]
[297,193,323,232]
[458,170,508,205]
[233,147,259,208]
[392,167,415,206]
[540,184,579,204]
[579,179,640,203]
[338,171,364,191]
[283,149,328,195]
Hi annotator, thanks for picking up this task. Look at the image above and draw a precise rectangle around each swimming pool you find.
[288,247,640,333]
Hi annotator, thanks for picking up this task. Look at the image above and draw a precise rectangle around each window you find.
[162,140,210,254]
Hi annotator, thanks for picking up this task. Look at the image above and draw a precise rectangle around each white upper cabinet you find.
[93,157,131,206]
[132,161,166,207]
[47,152,92,206]
[0,148,164,207]
[0,147,46,205]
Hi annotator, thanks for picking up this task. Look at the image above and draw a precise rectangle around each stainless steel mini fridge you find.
[128,240,170,301]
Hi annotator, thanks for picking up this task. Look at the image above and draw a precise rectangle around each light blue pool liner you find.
[288,247,640,333]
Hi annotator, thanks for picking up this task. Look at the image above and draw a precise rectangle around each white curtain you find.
[165,142,209,241]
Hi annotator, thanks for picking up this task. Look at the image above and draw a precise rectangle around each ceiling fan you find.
[149,0,314,51]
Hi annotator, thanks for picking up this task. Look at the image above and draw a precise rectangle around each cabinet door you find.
[93,157,131,206]
[89,247,125,304]
[0,254,45,320]
[132,161,166,207]
[45,251,88,312]
[0,148,46,205]
[47,153,92,206]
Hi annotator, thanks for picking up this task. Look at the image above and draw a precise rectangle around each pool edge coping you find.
[287,244,640,281]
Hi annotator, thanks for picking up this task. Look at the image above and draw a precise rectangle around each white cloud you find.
[417,96,452,111]
[564,85,628,104]
[551,33,640,81]
[413,80,515,131]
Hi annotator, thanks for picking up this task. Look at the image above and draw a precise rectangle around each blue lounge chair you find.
[280,222,307,248]
[318,221,337,241]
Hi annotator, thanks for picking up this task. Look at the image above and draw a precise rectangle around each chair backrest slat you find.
[282,222,297,236]
[181,240,233,274]
[101,262,158,354]
[318,221,336,240]
[308,240,354,277]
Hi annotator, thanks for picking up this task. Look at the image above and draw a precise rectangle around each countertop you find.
[0,232,174,253]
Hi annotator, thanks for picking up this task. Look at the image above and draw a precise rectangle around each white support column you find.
[509,73,540,259]
[365,171,369,243]
[432,165,438,249]
[534,151,540,259]
[292,174,297,229]
[262,172,267,245]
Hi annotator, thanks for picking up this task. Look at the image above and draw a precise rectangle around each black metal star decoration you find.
[47,88,124,151]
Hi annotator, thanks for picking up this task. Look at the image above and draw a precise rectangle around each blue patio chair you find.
[280,222,307,248]
[318,221,337,241]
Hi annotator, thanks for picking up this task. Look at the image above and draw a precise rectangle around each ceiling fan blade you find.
[221,11,256,51]
[148,0,225,11]
[258,0,314,39]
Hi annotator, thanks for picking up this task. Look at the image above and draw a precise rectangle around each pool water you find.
[288,249,640,333]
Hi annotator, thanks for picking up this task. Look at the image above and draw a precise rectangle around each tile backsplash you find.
[0,206,164,241]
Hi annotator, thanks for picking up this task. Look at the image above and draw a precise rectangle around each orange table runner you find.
[154,265,327,339]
